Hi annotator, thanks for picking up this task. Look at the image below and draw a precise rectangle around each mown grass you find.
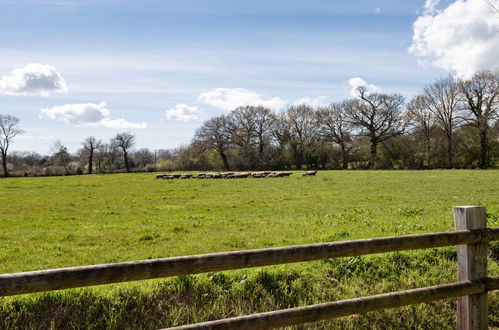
[0,170,498,328]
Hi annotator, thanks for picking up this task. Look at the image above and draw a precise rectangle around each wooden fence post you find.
[454,206,487,330]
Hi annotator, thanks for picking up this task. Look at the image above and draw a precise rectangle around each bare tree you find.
[82,136,102,174]
[94,143,109,173]
[317,102,353,169]
[193,115,232,170]
[406,95,436,167]
[458,70,499,168]
[112,132,136,173]
[0,115,24,177]
[285,104,320,169]
[228,106,275,168]
[269,113,291,169]
[52,140,70,175]
[134,148,154,169]
[421,76,461,167]
[228,107,258,167]
[346,87,406,168]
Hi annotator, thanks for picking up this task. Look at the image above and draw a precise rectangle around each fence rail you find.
[1,206,498,329]
[1,228,498,297]
[167,277,499,330]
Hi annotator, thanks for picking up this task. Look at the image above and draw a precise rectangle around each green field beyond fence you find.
[1,170,498,328]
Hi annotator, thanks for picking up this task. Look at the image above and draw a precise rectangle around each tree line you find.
[1,70,498,177]
[187,70,498,171]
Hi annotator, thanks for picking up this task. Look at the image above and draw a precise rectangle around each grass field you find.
[1,170,498,328]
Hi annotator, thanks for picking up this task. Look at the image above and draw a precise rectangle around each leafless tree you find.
[0,115,24,177]
[134,148,154,169]
[94,143,109,173]
[458,70,499,168]
[421,76,461,167]
[251,107,276,161]
[193,115,232,170]
[112,132,136,172]
[82,136,102,174]
[268,113,291,168]
[52,140,70,175]
[285,104,320,169]
[346,87,406,168]
[406,95,436,166]
[317,102,353,169]
[228,106,275,168]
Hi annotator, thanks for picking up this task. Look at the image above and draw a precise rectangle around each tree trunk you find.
[258,141,265,168]
[61,155,69,175]
[369,139,377,169]
[1,151,8,177]
[219,150,230,171]
[425,132,431,169]
[340,143,348,170]
[123,150,130,173]
[294,146,303,170]
[88,150,94,174]
[479,129,489,169]
[446,132,453,168]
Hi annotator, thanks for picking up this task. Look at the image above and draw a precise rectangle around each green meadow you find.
[1,170,498,328]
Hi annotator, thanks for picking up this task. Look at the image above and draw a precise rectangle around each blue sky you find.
[1,0,493,153]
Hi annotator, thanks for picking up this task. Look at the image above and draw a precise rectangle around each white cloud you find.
[374,7,381,13]
[409,0,499,78]
[199,88,285,111]
[99,118,147,129]
[348,77,381,97]
[40,101,147,129]
[293,96,330,107]
[423,0,440,14]
[164,104,201,121]
[18,135,55,140]
[0,63,68,96]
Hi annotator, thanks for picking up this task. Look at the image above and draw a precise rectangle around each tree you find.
[317,102,353,169]
[346,87,406,168]
[193,115,232,171]
[112,132,136,173]
[0,115,24,177]
[269,113,291,169]
[421,76,461,167]
[285,104,320,169]
[82,136,102,174]
[227,106,275,168]
[134,148,154,169]
[458,70,499,168]
[52,140,70,175]
[406,95,436,167]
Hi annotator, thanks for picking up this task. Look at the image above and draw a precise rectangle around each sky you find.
[1,0,498,154]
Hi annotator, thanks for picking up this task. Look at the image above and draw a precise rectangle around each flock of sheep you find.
[156,170,318,180]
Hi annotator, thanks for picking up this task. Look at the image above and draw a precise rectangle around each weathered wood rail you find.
[168,277,499,330]
[1,206,498,329]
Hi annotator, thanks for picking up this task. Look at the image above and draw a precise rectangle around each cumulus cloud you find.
[99,118,147,129]
[0,63,68,95]
[348,77,381,97]
[164,104,201,121]
[374,7,381,13]
[40,101,147,129]
[199,88,285,111]
[422,0,440,14]
[293,96,330,107]
[409,0,499,78]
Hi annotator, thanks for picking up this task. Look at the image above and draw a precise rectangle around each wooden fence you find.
[1,206,498,329]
